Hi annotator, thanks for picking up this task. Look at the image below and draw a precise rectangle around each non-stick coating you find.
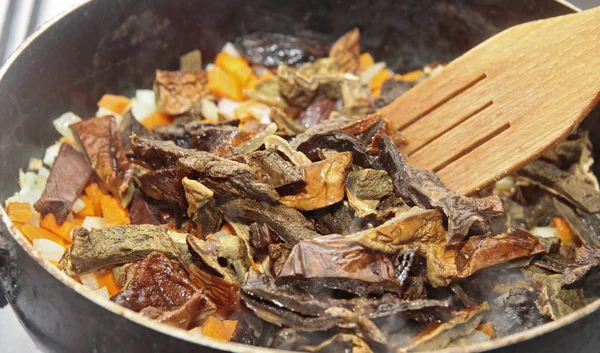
[1,1,599,353]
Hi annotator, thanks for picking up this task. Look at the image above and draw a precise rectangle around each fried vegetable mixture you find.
[6,29,600,352]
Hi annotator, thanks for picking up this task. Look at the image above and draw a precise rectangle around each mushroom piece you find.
[280,152,352,211]
[276,234,403,296]
[346,169,393,217]
[187,233,251,283]
[71,116,134,205]
[139,290,216,330]
[59,225,180,276]
[329,28,361,73]
[243,149,306,189]
[154,69,209,115]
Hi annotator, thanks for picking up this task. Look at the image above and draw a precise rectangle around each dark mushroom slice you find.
[182,177,221,235]
[118,110,154,151]
[139,290,216,329]
[128,190,162,225]
[295,130,380,169]
[179,49,202,71]
[563,244,600,288]
[346,169,393,217]
[341,114,404,147]
[246,77,289,108]
[33,143,92,224]
[59,225,180,275]
[187,264,241,312]
[491,288,550,337]
[234,32,329,67]
[152,119,240,147]
[187,233,251,283]
[312,201,377,235]
[329,28,360,73]
[177,153,279,203]
[280,152,352,211]
[111,252,199,312]
[71,116,133,205]
[518,159,600,213]
[373,79,412,110]
[136,167,186,208]
[297,95,337,128]
[221,199,320,245]
[130,134,199,169]
[276,234,403,296]
[521,265,585,320]
[398,303,489,352]
[154,69,209,115]
[243,149,305,189]
[552,197,600,247]
[278,58,344,108]
[291,116,353,150]
[268,243,292,277]
[249,223,280,250]
[269,108,307,135]
[406,164,505,244]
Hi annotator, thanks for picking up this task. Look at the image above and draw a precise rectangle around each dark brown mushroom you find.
[329,28,360,73]
[154,69,209,115]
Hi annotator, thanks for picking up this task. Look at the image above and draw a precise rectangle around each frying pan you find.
[1,1,599,352]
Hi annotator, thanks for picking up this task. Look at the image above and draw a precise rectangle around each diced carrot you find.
[208,66,244,102]
[84,183,103,216]
[476,322,495,338]
[20,224,65,246]
[370,69,392,96]
[219,223,235,235]
[6,202,33,223]
[75,195,96,217]
[140,111,173,131]
[40,213,75,244]
[105,218,130,227]
[100,194,129,222]
[359,53,375,70]
[551,216,582,247]
[245,74,259,90]
[73,217,86,226]
[201,316,238,342]
[97,271,122,296]
[395,69,424,82]
[97,94,131,115]
[215,52,254,87]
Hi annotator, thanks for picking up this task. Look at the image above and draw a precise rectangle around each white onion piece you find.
[217,98,241,118]
[494,176,515,192]
[360,62,387,85]
[92,286,110,299]
[205,63,215,72]
[19,170,37,191]
[80,273,100,290]
[30,210,41,227]
[234,101,271,124]
[6,189,43,206]
[32,238,65,262]
[53,112,81,142]
[37,167,50,177]
[221,42,241,58]
[201,99,219,122]
[43,141,62,167]
[82,217,109,231]
[72,198,86,214]
[264,135,312,166]
[530,226,558,238]
[467,330,492,343]
[234,123,277,155]
[96,107,123,125]
[28,158,43,171]
[135,89,155,107]
[130,98,154,122]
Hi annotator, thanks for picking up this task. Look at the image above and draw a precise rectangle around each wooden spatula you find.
[380,6,600,195]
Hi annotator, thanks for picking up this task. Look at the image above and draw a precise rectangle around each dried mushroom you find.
[59,225,180,275]
[340,77,374,117]
[136,168,186,208]
[345,168,393,217]
[244,149,305,189]
[139,291,216,329]
[187,233,251,283]
[182,177,221,235]
[296,130,379,169]
[71,116,133,205]
[491,288,550,337]
[154,69,209,115]
[221,199,320,245]
[329,28,360,73]
[234,32,329,67]
[374,79,412,109]
[301,334,373,353]
[34,143,92,224]
[245,77,289,108]
[342,114,404,147]
[130,134,198,169]
[563,244,600,288]
[118,110,153,151]
[276,235,402,296]
[128,190,161,225]
[298,95,337,128]
[281,152,352,211]
[112,251,199,311]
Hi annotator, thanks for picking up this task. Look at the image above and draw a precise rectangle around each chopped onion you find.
[32,238,65,262]
[19,170,37,191]
[494,176,515,192]
[130,98,154,122]
[201,99,219,122]
[30,210,41,227]
[7,189,43,206]
[96,107,123,125]
[43,141,63,167]
[530,226,558,238]
[135,89,155,107]
[233,123,278,155]
[221,42,241,58]
[234,101,271,124]
[251,64,271,77]
[360,62,387,85]
[205,63,215,71]
[82,217,109,231]
[80,273,100,290]
[92,286,110,299]
[217,98,241,118]
[53,112,81,142]
[37,167,50,177]
[467,330,492,343]
[72,198,86,214]
[28,158,43,171]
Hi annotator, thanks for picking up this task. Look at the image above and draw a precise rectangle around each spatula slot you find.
[433,122,510,173]
[397,73,487,130]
